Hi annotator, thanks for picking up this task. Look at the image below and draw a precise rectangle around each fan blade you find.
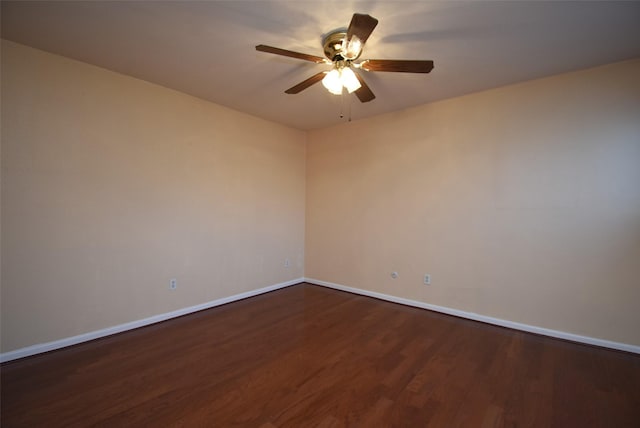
[284,72,326,94]
[354,73,375,103]
[256,45,326,63]
[346,13,379,46]
[361,59,434,73]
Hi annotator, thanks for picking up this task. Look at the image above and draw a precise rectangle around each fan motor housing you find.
[322,30,362,61]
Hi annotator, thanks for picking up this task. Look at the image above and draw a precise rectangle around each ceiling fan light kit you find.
[256,13,434,105]
[322,66,361,95]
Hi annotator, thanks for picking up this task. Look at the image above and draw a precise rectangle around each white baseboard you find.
[304,277,640,355]
[0,278,304,363]
[4,277,637,362]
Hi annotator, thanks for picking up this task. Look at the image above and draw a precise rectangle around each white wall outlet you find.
[391,271,399,279]
[169,278,177,290]
[284,258,291,268]
[424,274,431,285]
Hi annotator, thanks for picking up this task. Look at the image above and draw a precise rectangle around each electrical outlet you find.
[424,274,431,285]
[284,258,291,268]
[169,278,177,290]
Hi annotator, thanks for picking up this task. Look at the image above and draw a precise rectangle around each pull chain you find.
[338,90,353,121]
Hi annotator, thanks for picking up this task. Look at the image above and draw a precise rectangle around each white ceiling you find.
[2,1,640,130]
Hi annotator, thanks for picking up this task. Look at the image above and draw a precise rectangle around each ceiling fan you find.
[255,13,434,103]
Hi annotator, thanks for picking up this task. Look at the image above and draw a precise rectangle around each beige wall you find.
[1,41,306,352]
[2,38,639,354]
[306,59,640,346]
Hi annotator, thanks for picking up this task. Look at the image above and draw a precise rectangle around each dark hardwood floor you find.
[2,283,639,427]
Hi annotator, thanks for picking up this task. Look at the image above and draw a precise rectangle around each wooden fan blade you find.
[256,45,326,63]
[284,72,326,94]
[354,73,375,103]
[346,13,379,45]
[361,59,434,73]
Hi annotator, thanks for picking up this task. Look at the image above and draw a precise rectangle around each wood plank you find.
[2,283,639,426]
